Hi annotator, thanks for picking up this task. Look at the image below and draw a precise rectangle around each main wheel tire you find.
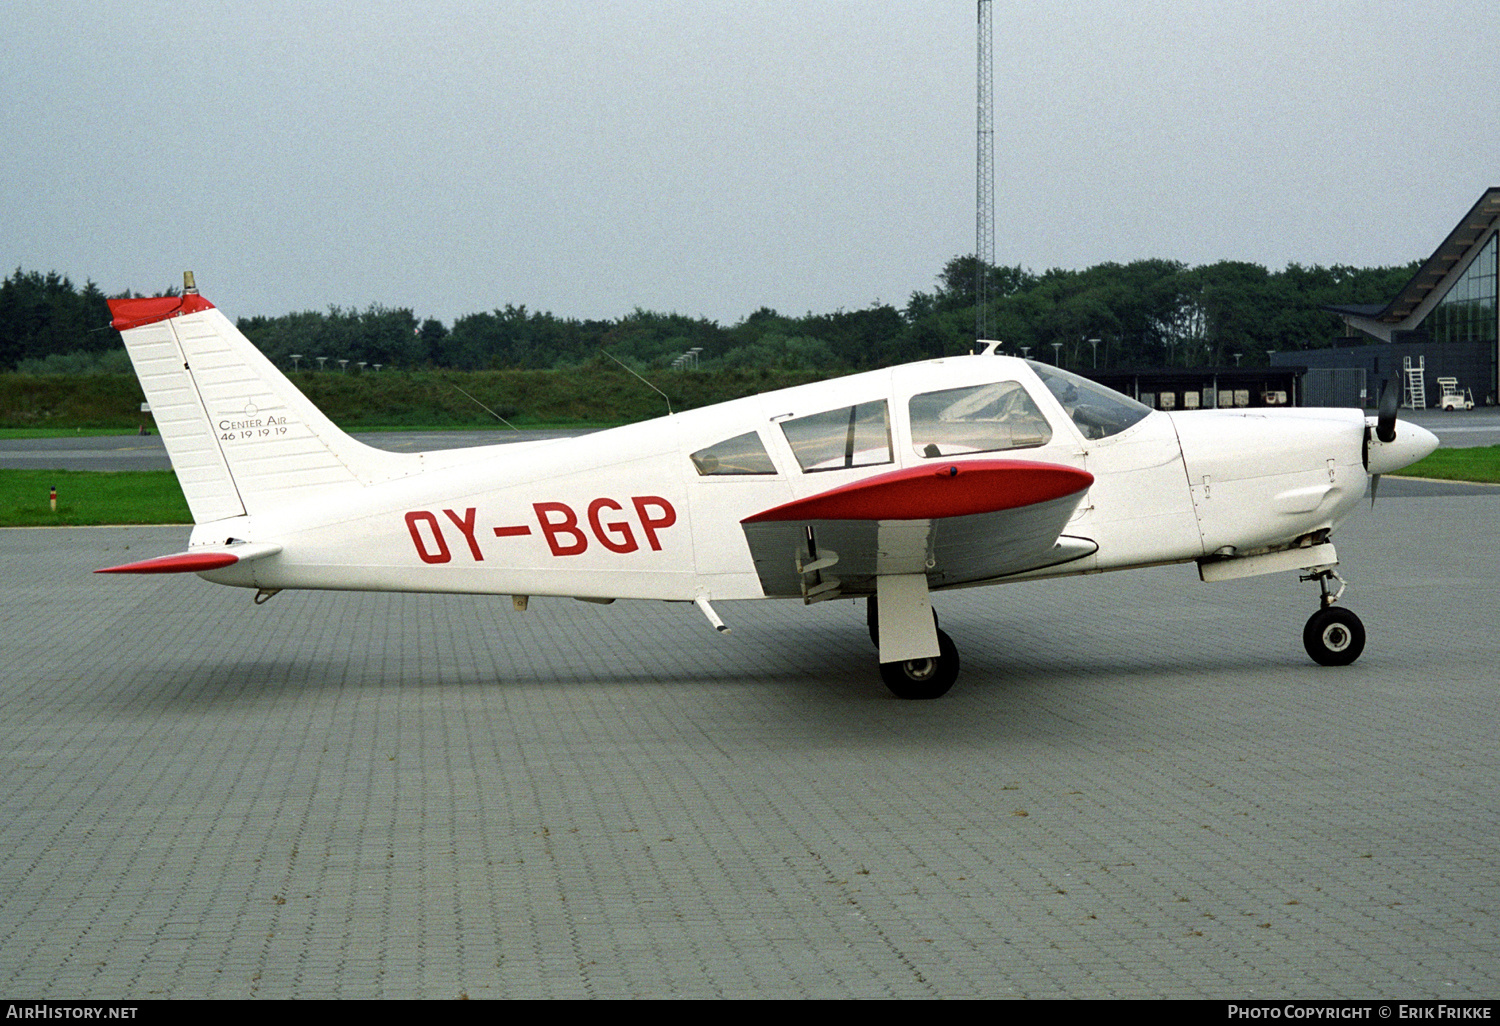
[879,628,960,699]
[1303,607,1366,666]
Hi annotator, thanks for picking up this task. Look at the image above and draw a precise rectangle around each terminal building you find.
[1081,189,1498,411]
[1088,366,1305,412]
[1276,187,1499,409]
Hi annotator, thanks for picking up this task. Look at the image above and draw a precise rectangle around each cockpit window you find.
[909,381,1052,457]
[690,431,777,476]
[779,401,893,473]
[1028,362,1152,440]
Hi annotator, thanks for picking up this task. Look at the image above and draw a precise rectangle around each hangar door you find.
[1302,367,1368,409]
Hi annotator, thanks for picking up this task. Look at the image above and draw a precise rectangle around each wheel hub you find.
[1321,624,1352,651]
[902,658,937,681]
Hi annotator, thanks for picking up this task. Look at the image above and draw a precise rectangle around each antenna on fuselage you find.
[600,349,673,416]
[450,383,519,430]
[975,0,995,345]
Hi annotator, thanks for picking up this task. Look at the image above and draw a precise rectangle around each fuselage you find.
[188,353,1430,603]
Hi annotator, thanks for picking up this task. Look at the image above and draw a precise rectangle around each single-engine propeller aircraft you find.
[98,275,1439,698]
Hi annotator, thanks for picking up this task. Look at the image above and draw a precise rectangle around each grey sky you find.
[4,1,1497,327]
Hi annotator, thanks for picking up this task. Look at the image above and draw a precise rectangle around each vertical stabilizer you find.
[109,280,422,524]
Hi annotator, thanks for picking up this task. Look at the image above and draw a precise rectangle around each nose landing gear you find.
[1300,568,1366,666]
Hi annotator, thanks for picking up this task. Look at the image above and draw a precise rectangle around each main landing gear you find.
[867,595,960,700]
[1300,568,1366,667]
[879,630,960,700]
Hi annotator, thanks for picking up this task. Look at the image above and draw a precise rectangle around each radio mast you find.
[975,0,995,343]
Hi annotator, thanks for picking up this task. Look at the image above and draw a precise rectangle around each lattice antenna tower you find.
[975,0,995,343]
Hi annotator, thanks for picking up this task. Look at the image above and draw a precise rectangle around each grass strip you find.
[0,469,191,526]
[1397,445,1500,485]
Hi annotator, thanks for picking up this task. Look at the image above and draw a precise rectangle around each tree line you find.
[1,257,1417,376]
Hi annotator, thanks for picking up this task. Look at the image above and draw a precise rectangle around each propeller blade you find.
[1376,379,1398,443]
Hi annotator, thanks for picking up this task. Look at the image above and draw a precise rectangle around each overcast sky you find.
[5,1,1497,326]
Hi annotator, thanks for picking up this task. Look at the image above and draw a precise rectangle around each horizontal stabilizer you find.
[95,543,281,575]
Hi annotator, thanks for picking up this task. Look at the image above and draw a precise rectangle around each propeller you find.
[1375,378,1398,443]
[1367,379,1399,504]
[1362,379,1440,504]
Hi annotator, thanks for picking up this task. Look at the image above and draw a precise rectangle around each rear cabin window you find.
[690,431,777,476]
[779,401,893,473]
[909,381,1052,457]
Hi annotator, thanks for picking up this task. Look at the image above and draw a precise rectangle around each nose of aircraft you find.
[1365,419,1440,476]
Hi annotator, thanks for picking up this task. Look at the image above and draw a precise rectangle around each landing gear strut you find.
[867,595,957,700]
[865,594,937,646]
[1299,568,1366,666]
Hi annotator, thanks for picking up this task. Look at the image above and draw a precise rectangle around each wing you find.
[740,460,1096,601]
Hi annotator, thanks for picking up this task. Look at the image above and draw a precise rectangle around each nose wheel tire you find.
[879,628,960,700]
[1303,607,1366,666]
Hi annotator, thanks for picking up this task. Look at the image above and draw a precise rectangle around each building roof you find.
[1348,187,1500,325]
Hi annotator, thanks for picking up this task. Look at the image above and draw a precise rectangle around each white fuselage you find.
[187,354,1414,604]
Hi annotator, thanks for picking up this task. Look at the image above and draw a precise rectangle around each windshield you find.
[1027,362,1151,440]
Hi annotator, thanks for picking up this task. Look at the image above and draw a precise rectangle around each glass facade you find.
[1428,233,1497,346]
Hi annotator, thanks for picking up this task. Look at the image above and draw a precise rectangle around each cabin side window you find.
[908,381,1052,458]
[690,431,778,476]
[779,401,893,473]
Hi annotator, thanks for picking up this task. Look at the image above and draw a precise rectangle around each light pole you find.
[1087,337,1100,368]
[1051,342,1063,365]
[289,354,303,371]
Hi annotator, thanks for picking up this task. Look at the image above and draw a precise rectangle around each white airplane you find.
[98,275,1439,699]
